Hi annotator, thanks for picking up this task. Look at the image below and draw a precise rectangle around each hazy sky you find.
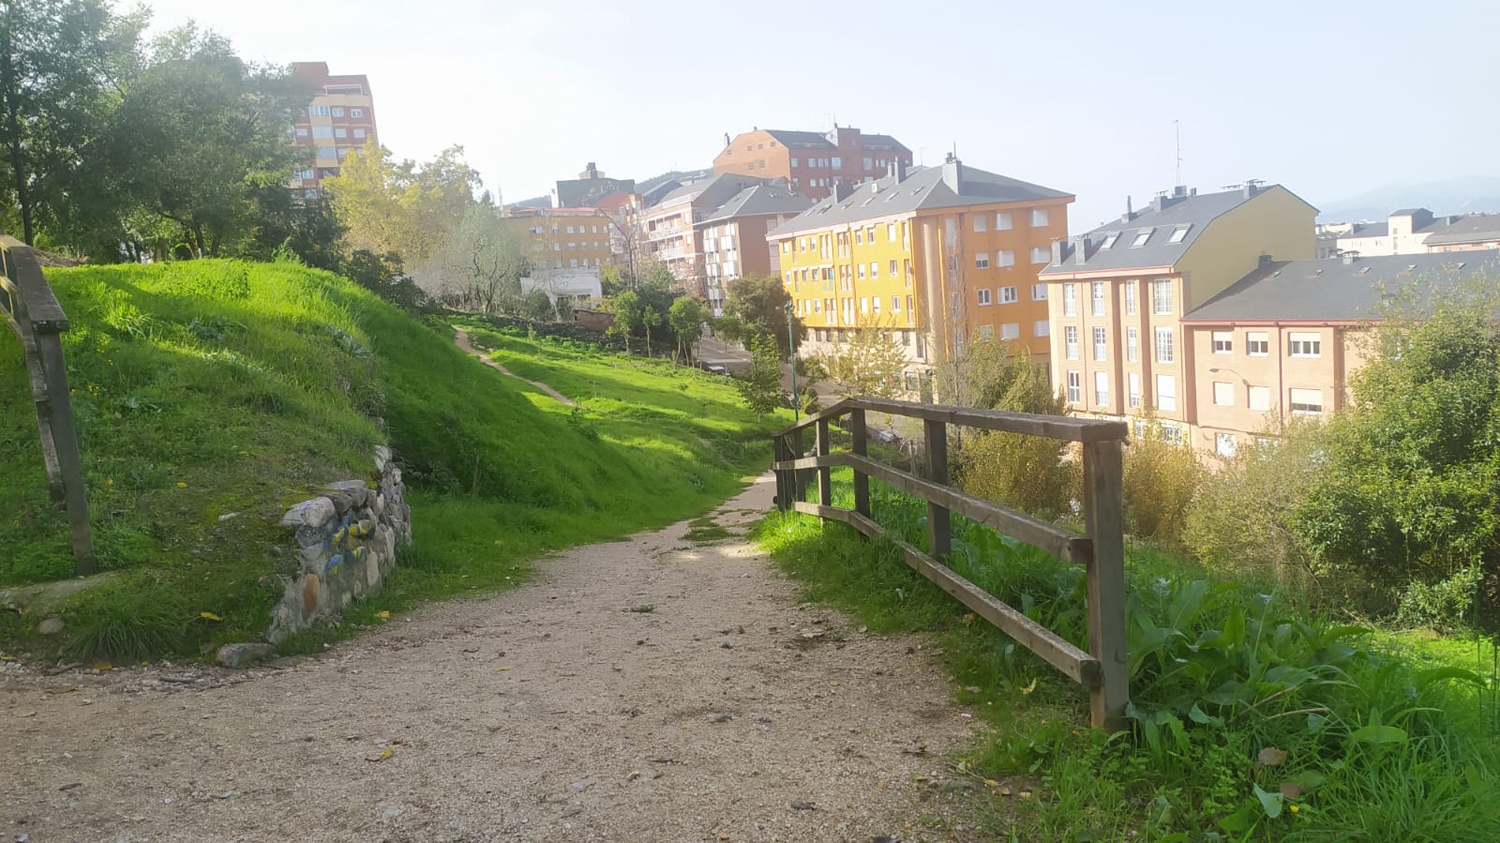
[141,0,1498,228]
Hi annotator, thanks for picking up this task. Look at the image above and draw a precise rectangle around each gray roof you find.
[1041,185,1314,276]
[1183,251,1500,323]
[767,162,1071,238]
[1423,213,1500,246]
[764,129,835,150]
[1340,221,1389,239]
[862,133,910,152]
[655,172,776,210]
[698,182,812,225]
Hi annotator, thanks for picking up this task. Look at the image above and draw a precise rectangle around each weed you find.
[628,605,655,614]
[63,578,189,662]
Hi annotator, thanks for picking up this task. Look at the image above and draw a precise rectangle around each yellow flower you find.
[1289,804,1300,814]
[177,482,188,488]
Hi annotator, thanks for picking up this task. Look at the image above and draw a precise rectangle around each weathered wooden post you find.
[773,434,790,511]
[924,418,950,559]
[815,417,832,507]
[850,407,870,518]
[1082,438,1128,731]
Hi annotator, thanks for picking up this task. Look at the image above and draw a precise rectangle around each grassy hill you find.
[0,259,778,658]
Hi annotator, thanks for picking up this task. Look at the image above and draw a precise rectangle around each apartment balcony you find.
[657,245,688,260]
[647,226,689,242]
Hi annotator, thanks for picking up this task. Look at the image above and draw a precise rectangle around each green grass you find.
[1,260,781,660]
[756,473,1500,840]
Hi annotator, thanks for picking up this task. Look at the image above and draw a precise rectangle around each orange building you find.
[503,207,614,270]
[714,125,912,200]
[290,62,377,193]
[769,157,1072,386]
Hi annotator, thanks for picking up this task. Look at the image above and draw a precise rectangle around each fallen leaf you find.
[1258,746,1288,766]
[367,747,394,762]
[91,662,112,671]
[626,770,641,781]
[199,612,222,622]
[375,611,390,620]
[1019,789,1033,800]
[1280,782,1303,799]
[19,711,37,718]
[177,482,189,488]
[1000,786,1012,796]
[496,666,511,672]
[1020,677,1038,695]
[984,779,999,787]
[790,800,815,810]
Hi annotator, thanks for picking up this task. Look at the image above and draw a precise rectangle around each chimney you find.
[832,182,855,202]
[1051,239,1064,265]
[942,155,963,194]
[1258,253,1273,268]
[723,132,731,147]
[886,158,910,183]
[1172,185,1187,198]
[1073,235,1090,265]
[1341,251,1359,265]
[1242,182,1259,199]
[1122,195,1134,224]
[585,162,598,179]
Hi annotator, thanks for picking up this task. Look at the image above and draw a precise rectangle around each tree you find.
[606,290,643,354]
[418,204,528,313]
[1121,413,1202,548]
[324,144,482,267]
[0,0,143,245]
[734,333,786,418]
[724,273,799,355]
[935,336,1028,409]
[816,319,908,399]
[668,296,708,362]
[957,355,1077,517]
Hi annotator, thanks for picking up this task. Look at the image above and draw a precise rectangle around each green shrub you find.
[64,578,190,662]
[1121,416,1201,548]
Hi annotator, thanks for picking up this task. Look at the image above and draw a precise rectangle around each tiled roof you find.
[698,183,812,225]
[1423,214,1500,246]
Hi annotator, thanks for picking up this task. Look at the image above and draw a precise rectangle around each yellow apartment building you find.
[768,157,1073,391]
[1041,183,1317,446]
[503,207,614,270]
[1183,250,1500,456]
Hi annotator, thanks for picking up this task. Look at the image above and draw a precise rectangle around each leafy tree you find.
[1121,413,1201,548]
[935,335,1028,409]
[324,144,482,266]
[816,319,908,399]
[668,296,707,362]
[606,290,643,354]
[419,204,528,313]
[340,249,426,311]
[957,354,1077,517]
[734,333,786,418]
[723,273,799,356]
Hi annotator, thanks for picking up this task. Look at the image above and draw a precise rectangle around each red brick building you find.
[713,125,912,200]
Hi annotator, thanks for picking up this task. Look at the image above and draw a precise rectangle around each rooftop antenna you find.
[1174,120,1182,185]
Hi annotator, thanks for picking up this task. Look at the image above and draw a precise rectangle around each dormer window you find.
[1100,233,1119,249]
[1131,230,1153,247]
[1168,225,1191,244]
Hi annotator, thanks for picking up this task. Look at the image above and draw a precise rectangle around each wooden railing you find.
[0,235,94,574]
[770,397,1129,730]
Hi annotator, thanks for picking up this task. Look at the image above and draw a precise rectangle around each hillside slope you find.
[0,260,775,656]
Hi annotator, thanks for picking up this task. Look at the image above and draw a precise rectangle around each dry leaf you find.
[1019,789,1033,800]
[367,747,394,762]
[1258,747,1288,766]
[1000,786,1013,796]
[176,482,188,488]
[375,611,390,620]
[199,612,222,622]
[1020,678,1038,695]
[1280,782,1303,799]
[19,710,37,718]
[496,666,511,672]
[984,779,999,787]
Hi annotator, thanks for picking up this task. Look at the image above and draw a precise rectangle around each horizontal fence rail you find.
[1,235,94,574]
[770,397,1128,730]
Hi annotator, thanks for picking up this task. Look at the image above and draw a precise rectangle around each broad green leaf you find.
[1253,783,1284,819]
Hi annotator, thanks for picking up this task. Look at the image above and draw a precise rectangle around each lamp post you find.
[784,300,798,423]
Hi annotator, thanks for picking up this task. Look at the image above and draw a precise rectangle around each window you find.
[1247,332,1270,356]
[1067,371,1081,404]
[566,225,575,234]
[1034,319,1050,338]
[973,216,987,232]
[311,125,334,139]
[569,258,578,268]
[857,263,865,279]
[1290,388,1323,414]
[1031,283,1047,301]
[999,286,1018,304]
[1156,375,1177,411]
[353,128,366,139]
[997,250,1016,267]
[1124,283,1137,315]
[1215,433,1237,457]
[1155,327,1174,363]
[977,288,993,306]
[1095,371,1109,405]
[1030,246,1051,264]
[1031,209,1050,227]
[888,223,896,242]
[1090,281,1106,316]
[860,297,869,314]
[1213,381,1234,406]
[1212,331,1233,354]
[1152,280,1172,314]
[1128,373,1141,409]
[1000,323,1020,340]
[308,105,330,117]
[1101,232,1120,249]
[351,108,364,118]
[1289,332,1321,357]
[1161,424,1184,445]
[1168,225,1191,244]
[1093,326,1107,361]
[295,127,308,137]
[1126,327,1139,362]
[996,212,1013,230]
[978,324,995,341]
[1131,230,1153,247]
[335,128,347,138]
[975,253,991,269]
[315,146,335,160]
[889,259,898,276]
[1064,326,1079,360]
[892,296,900,312]
[872,296,881,314]
[1248,385,1271,411]
[855,229,863,245]
[831,156,842,169]
[1063,284,1077,316]
[863,157,873,170]
[869,261,879,278]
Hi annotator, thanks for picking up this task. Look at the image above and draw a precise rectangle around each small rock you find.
[719,641,734,650]
[37,617,65,636]
[790,800,815,810]
[708,713,733,724]
[280,497,335,529]
[215,642,275,669]
[217,512,241,522]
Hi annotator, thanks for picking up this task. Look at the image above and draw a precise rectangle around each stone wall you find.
[267,445,411,642]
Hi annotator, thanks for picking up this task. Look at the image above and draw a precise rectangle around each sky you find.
[140,0,1499,229]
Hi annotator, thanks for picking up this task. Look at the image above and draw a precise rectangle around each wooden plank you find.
[815,418,832,507]
[792,501,1099,687]
[0,239,69,332]
[850,397,1126,443]
[771,397,853,438]
[924,418,950,559]
[850,408,870,517]
[36,334,95,574]
[1082,439,1129,732]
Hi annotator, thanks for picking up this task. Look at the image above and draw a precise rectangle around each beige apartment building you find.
[502,206,614,269]
[640,173,782,298]
[697,183,811,317]
[1320,208,1500,257]
[1041,183,1317,446]
[1183,250,1500,455]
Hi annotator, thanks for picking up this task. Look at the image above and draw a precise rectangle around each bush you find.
[1121,416,1200,548]
[956,353,1075,518]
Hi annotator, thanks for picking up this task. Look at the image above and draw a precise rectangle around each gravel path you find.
[1,476,985,842]
[452,326,576,406]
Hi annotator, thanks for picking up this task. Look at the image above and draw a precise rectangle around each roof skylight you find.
[1130,230,1153,247]
[1167,225,1191,244]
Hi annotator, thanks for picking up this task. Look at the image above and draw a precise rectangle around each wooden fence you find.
[770,397,1129,730]
[0,235,94,574]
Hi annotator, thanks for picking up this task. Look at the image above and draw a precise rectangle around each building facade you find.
[554,162,636,209]
[769,157,1072,388]
[290,62,377,192]
[1041,184,1318,447]
[503,207,614,270]
[1320,208,1500,257]
[639,174,781,298]
[697,183,811,316]
[713,126,913,200]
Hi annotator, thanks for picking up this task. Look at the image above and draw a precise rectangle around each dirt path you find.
[1,476,985,842]
[453,326,575,406]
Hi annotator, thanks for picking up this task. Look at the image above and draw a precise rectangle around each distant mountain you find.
[504,194,551,210]
[1318,176,1500,222]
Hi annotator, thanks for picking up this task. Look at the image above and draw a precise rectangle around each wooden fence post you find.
[924,418,950,559]
[850,408,870,517]
[1082,439,1128,732]
[773,434,789,511]
[37,332,95,574]
[815,417,832,507]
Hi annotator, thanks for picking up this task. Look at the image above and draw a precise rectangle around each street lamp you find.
[784,300,798,423]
